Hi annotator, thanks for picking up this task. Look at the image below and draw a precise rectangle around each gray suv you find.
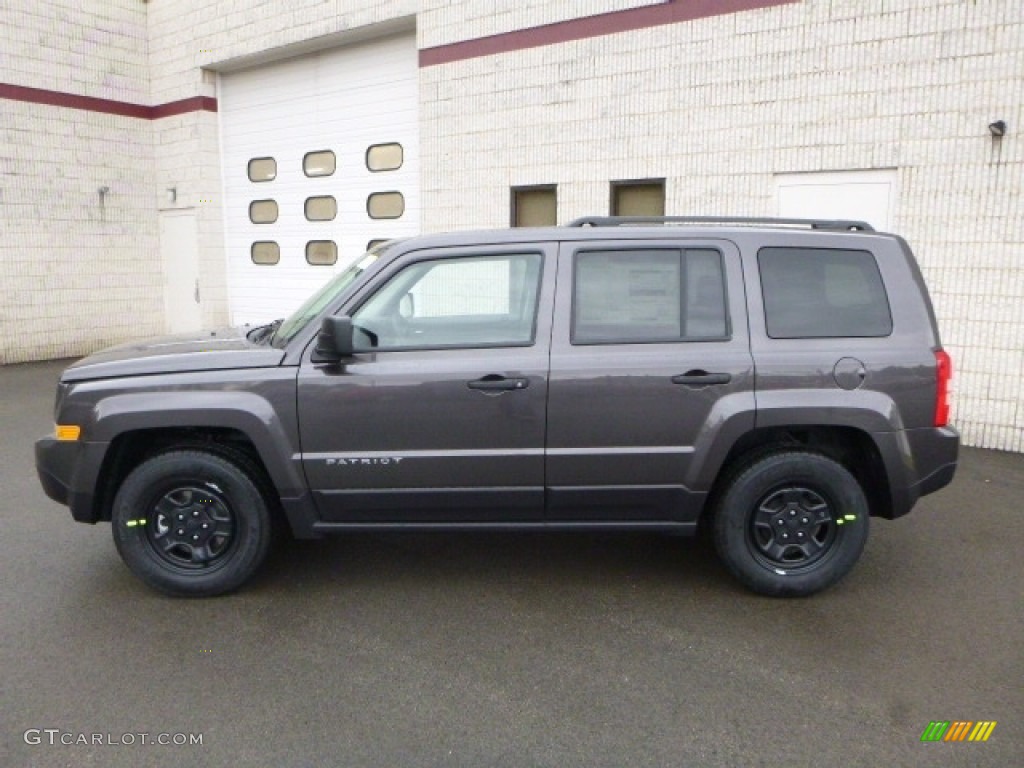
[35,217,959,597]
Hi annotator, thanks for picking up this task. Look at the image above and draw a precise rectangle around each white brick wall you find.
[1,0,150,100]
[0,1,161,364]
[418,0,665,48]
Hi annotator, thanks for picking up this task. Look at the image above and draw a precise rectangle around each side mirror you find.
[314,315,354,360]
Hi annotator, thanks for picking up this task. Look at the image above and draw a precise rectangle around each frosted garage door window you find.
[306,241,338,266]
[249,199,278,224]
[251,241,280,265]
[367,191,405,219]
[247,157,276,182]
[303,150,336,177]
[305,196,337,221]
[366,143,403,172]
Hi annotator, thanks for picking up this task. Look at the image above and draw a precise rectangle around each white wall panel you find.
[775,170,899,232]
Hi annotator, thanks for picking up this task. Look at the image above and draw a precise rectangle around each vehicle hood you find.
[61,327,286,382]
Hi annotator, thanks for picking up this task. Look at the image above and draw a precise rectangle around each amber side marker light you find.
[55,425,81,441]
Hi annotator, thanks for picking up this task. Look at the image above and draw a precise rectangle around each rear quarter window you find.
[758,247,892,338]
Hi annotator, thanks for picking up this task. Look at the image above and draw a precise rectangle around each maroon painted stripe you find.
[420,0,797,67]
[151,96,218,118]
[0,83,217,119]
[0,83,151,118]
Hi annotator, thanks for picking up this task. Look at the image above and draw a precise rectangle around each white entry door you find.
[159,209,202,334]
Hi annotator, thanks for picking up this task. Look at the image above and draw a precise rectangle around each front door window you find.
[351,252,542,350]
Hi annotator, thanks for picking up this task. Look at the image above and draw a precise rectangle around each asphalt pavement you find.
[2,359,1021,767]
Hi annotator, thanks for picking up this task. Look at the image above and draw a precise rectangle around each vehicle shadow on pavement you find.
[253,530,735,596]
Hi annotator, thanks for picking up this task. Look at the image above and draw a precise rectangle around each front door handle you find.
[671,371,732,386]
[467,375,529,392]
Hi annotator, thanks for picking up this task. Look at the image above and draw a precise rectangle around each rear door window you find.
[572,248,728,344]
[758,247,892,338]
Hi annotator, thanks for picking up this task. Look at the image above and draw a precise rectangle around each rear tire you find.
[111,450,273,597]
[713,451,869,597]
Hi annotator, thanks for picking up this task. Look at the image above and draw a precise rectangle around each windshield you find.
[271,250,381,347]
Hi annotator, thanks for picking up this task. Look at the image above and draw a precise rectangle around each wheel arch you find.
[702,425,894,528]
[94,427,280,523]
[77,389,308,517]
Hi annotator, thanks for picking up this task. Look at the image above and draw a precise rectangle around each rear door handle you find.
[671,371,732,386]
[467,375,529,392]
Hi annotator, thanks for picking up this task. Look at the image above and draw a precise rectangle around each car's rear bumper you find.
[912,458,958,499]
[879,425,959,519]
[908,425,959,498]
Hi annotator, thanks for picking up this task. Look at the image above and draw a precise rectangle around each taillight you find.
[934,349,952,427]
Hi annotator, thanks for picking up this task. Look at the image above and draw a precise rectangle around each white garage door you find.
[775,169,898,232]
[219,33,419,326]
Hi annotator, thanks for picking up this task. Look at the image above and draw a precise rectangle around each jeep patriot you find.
[35,217,959,597]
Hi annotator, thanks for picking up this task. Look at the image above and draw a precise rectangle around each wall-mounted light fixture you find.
[167,187,177,203]
[988,120,1007,137]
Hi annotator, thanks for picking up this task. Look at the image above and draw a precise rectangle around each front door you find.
[546,238,755,523]
[297,244,555,523]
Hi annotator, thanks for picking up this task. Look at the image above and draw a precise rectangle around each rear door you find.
[546,238,754,523]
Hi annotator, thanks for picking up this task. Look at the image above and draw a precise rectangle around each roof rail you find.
[567,216,875,232]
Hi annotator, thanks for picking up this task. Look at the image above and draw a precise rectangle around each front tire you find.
[713,451,869,597]
[112,450,273,597]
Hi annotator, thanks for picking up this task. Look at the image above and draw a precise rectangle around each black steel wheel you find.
[748,486,837,571]
[112,451,273,597]
[145,485,237,569]
[713,451,869,597]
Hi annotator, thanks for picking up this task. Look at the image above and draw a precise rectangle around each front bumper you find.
[35,437,103,523]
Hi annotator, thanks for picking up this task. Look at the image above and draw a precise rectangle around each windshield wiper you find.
[247,318,284,344]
